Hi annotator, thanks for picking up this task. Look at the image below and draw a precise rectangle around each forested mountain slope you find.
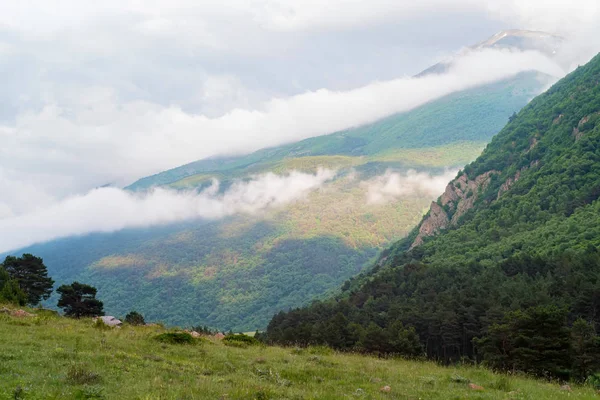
[10,33,552,331]
[266,53,600,380]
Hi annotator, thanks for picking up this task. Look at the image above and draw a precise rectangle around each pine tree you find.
[571,318,600,381]
[2,254,54,305]
[0,266,27,305]
[57,282,104,318]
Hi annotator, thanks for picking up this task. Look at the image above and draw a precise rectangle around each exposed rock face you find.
[573,113,599,141]
[412,202,449,248]
[497,160,539,199]
[411,171,495,248]
[552,114,563,125]
[497,170,522,199]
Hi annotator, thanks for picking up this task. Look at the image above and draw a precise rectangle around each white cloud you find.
[1,0,599,250]
[0,169,336,253]
[365,169,459,204]
[0,48,563,210]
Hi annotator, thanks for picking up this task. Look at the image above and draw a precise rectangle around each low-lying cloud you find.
[1,0,600,252]
[0,48,562,212]
[0,169,335,253]
[365,169,458,204]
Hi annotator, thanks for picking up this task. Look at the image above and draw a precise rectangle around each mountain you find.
[417,29,562,77]
[11,32,554,331]
[265,53,600,379]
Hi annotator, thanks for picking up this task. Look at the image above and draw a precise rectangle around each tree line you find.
[265,250,600,381]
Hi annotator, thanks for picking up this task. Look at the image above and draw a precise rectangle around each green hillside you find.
[0,305,598,399]
[266,53,600,380]
[13,72,548,331]
[128,73,542,191]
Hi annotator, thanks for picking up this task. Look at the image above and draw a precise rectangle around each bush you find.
[223,333,260,348]
[154,332,195,345]
[124,311,145,326]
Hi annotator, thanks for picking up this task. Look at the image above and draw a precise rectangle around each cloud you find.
[0,48,562,210]
[365,169,459,204]
[0,169,336,253]
[1,0,600,250]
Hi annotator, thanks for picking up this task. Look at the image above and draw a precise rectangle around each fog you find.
[365,170,459,204]
[1,0,599,251]
[0,170,335,253]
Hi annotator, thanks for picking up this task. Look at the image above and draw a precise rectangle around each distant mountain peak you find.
[471,29,563,54]
[416,29,563,78]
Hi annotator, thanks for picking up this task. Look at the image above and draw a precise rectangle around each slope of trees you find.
[265,53,600,381]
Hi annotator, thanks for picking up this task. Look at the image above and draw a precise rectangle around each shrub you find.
[223,333,260,348]
[124,311,145,326]
[154,332,194,345]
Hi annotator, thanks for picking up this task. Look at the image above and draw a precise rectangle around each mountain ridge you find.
[265,53,600,376]
[7,32,557,330]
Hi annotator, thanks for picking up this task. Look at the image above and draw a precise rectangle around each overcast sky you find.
[0,0,599,250]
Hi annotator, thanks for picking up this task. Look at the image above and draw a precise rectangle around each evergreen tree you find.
[57,282,104,318]
[2,254,54,305]
[477,306,571,378]
[124,311,145,325]
[0,266,27,305]
[359,323,389,354]
[571,318,600,381]
[387,321,423,357]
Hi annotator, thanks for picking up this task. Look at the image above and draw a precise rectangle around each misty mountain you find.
[416,29,562,77]
[10,31,557,330]
[265,52,600,375]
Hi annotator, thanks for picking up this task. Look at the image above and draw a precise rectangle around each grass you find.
[1,305,598,399]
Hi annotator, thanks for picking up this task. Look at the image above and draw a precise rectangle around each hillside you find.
[265,53,600,379]
[18,74,543,331]
[127,72,543,191]
[0,305,598,399]
[10,32,554,331]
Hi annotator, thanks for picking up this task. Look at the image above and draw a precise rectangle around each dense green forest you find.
[7,72,546,331]
[266,53,600,381]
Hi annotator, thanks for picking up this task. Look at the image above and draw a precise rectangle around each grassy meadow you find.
[1,305,598,399]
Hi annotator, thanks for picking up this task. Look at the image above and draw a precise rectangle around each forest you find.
[265,52,600,381]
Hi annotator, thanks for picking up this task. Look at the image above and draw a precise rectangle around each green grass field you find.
[1,305,597,399]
